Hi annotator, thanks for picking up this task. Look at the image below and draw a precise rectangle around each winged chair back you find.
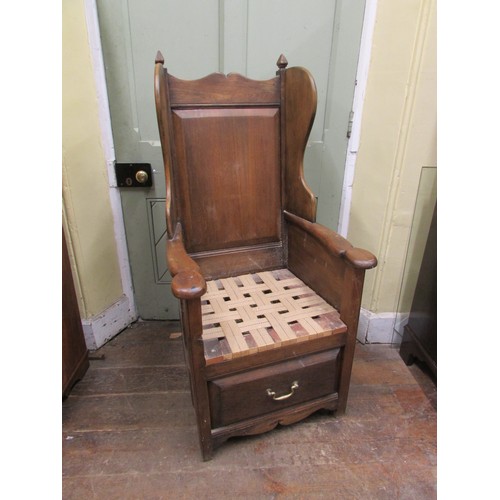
[154,52,317,279]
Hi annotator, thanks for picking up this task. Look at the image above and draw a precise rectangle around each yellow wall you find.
[62,0,123,319]
[348,0,436,314]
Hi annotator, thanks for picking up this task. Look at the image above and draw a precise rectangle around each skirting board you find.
[82,294,137,350]
[357,308,409,344]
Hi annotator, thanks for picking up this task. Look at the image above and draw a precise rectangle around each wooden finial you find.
[276,54,288,69]
[155,50,165,64]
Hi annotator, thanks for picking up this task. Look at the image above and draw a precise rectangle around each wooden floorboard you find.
[62,320,436,499]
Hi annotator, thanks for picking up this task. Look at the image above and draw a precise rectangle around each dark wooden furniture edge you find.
[62,352,89,399]
[399,203,436,379]
[400,323,437,377]
[62,228,89,398]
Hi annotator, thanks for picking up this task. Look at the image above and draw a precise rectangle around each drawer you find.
[208,349,340,428]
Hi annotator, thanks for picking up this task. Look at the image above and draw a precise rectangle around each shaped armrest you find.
[284,211,377,269]
[167,223,207,299]
[171,270,206,300]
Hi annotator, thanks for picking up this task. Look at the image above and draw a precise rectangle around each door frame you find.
[83,0,137,318]
[337,0,378,237]
[84,0,378,327]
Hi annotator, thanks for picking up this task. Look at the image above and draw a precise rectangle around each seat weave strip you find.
[201,269,346,364]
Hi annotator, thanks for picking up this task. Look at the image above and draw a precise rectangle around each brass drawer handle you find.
[266,381,299,401]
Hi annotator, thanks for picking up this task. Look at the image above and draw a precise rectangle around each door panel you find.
[246,0,336,143]
[127,0,221,139]
[97,0,365,319]
[318,0,367,229]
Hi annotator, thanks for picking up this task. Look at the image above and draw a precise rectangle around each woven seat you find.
[201,269,347,364]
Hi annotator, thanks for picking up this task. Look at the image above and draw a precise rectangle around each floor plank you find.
[63,320,436,499]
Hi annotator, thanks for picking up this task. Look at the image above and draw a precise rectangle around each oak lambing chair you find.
[154,52,377,461]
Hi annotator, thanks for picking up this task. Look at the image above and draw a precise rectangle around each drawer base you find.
[211,393,338,450]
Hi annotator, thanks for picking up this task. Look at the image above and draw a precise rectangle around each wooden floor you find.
[62,321,436,499]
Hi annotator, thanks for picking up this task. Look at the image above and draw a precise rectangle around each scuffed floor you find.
[63,321,436,499]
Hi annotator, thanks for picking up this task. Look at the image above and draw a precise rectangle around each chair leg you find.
[337,267,365,415]
[196,404,213,461]
[180,299,214,460]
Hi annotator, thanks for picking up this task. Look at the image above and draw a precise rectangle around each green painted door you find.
[97,0,366,319]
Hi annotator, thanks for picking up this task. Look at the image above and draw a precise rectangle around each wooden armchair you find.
[154,52,377,460]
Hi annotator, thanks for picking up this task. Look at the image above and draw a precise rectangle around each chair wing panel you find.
[154,60,176,237]
[172,107,282,254]
[284,67,318,222]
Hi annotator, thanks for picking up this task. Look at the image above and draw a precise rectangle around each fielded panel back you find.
[155,55,318,277]
[172,105,281,254]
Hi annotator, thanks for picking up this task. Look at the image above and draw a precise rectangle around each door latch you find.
[347,110,354,139]
[115,163,153,187]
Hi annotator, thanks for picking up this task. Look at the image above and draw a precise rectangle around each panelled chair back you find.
[154,52,377,460]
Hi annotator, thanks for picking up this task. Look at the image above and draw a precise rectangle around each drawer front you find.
[208,349,340,428]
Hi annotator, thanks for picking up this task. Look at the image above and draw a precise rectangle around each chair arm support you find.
[284,211,377,269]
[167,223,207,299]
